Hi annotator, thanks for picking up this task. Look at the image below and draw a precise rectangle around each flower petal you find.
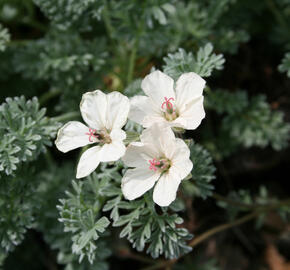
[55,121,93,153]
[106,91,130,129]
[141,70,175,108]
[99,141,126,162]
[129,95,159,125]
[110,129,126,141]
[140,123,176,157]
[153,170,181,207]
[76,146,101,178]
[122,167,160,200]
[175,72,206,110]
[122,142,157,168]
[80,90,107,130]
[170,139,193,179]
[178,96,205,130]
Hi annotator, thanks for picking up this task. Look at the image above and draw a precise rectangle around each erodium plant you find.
[1,1,290,269]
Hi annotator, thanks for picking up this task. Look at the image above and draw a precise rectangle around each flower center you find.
[148,158,171,172]
[161,96,178,121]
[85,129,112,144]
[86,128,99,142]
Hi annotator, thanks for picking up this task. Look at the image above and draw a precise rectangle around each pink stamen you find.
[161,97,174,111]
[149,158,160,171]
[85,128,98,142]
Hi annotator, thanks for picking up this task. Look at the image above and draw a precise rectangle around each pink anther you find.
[85,128,98,142]
[161,97,174,110]
[149,158,160,171]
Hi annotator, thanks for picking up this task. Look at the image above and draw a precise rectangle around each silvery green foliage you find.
[33,0,103,30]
[101,169,192,259]
[156,0,249,54]
[206,89,248,115]
[103,190,192,259]
[182,142,215,199]
[207,89,290,152]
[58,163,193,262]
[163,44,225,80]
[223,94,290,150]
[35,163,111,270]
[278,52,290,77]
[13,32,107,112]
[123,79,143,97]
[0,24,10,51]
[14,32,107,87]
[57,176,110,264]
[217,187,290,226]
[0,96,59,176]
[0,167,40,253]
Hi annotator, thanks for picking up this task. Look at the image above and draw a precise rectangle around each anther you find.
[149,158,160,171]
[162,97,174,111]
[85,128,98,142]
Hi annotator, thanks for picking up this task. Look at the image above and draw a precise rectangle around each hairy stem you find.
[39,89,62,106]
[103,1,115,40]
[266,0,288,30]
[127,40,138,85]
[189,211,258,247]
[52,111,79,122]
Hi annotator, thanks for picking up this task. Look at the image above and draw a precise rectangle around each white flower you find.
[129,70,206,130]
[55,90,130,179]
[121,123,193,207]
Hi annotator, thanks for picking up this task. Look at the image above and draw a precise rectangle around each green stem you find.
[213,193,290,210]
[127,40,138,85]
[103,1,115,40]
[39,89,62,106]
[140,198,290,270]
[52,111,79,122]
[189,211,259,248]
[266,0,288,30]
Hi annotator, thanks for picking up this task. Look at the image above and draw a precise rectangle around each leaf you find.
[163,44,225,80]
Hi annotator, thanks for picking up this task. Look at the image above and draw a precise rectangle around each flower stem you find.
[103,1,115,40]
[39,89,62,106]
[189,211,259,247]
[140,198,290,270]
[266,0,288,30]
[127,40,138,85]
[52,111,79,122]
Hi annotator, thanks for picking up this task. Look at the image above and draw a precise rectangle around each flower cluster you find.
[55,70,206,206]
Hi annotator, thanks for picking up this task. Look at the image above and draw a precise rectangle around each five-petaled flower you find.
[129,70,206,130]
[121,123,193,207]
[55,90,130,179]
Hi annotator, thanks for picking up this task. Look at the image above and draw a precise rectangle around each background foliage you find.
[0,0,290,269]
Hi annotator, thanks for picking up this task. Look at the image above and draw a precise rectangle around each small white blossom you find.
[121,123,193,207]
[55,90,130,179]
[129,70,206,130]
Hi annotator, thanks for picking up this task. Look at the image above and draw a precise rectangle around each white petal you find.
[80,90,107,130]
[55,121,93,153]
[76,146,101,178]
[140,123,176,157]
[153,170,181,207]
[178,96,205,130]
[170,139,193,179]
[99,141,126,162]
[175,72,206,110]
[122,142,157,168]
[129,95,158,125]
[141,70,175,108]
[142,114,168,128]
[110,129,126,141]
[122,167,160,200]
[106,91,130,129]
